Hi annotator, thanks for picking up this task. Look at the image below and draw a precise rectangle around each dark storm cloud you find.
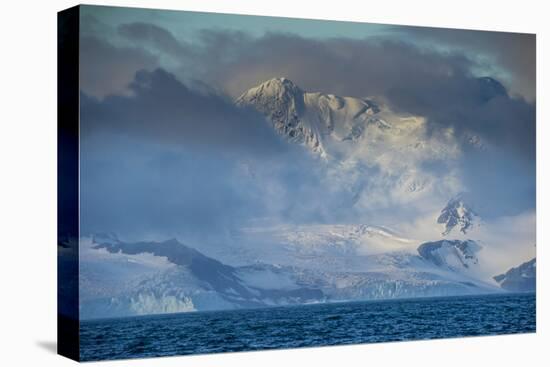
[390,27,536,101]
[80,36,158,98]
[180,30,475,100]
[115,22,472,100]
[81,68,286,156]
[387,74,535,160]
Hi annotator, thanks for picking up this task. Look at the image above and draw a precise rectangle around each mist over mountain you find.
[77,70,535,319]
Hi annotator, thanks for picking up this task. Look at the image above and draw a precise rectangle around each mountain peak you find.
[259,76,297,86]
[235,77,329,155]
[265,77,295,85]
[236,78,385,159]
[437,194,479,236]
[239,77,303,102]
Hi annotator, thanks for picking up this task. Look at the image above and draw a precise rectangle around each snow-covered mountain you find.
[236,77,461,206]
[80,235,325,319]
[75,77,528,320]
[437,195,479,235]
[236,77,384,158]
[493,258,536,292]
[78,233,499,319]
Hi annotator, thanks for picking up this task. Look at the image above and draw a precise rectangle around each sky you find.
[78,5,535,263]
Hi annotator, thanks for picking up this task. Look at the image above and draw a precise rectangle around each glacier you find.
[78,232,501,319]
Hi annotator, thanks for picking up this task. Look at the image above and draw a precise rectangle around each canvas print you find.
[58,5,536,362]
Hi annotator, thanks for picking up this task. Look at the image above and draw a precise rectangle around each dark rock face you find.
[417,239,480,269]
[494,258,536,292]
[437,195,478,235]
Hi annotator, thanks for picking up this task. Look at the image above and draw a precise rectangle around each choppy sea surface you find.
[80,293,535,361]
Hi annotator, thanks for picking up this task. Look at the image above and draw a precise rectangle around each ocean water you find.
[80,293,535,361]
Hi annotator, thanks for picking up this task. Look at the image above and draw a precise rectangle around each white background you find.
[0,0,547,365]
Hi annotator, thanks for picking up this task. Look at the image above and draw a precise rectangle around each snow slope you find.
[78,233,499,319]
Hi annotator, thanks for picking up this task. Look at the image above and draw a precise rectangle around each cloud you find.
[79,70,412,238]
[78,23,535,238]
[194,31,535,163]
[390,27,536,102]
[387,75,535,161]
[80,36,158,98]
[81,68,286,156]
[117,22,191,58]
[79,69,327,238]
[111,24,535,159]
